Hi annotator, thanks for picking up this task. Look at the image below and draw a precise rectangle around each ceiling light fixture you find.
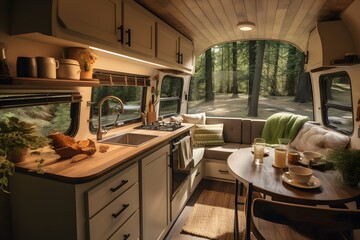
[237,22,255,31]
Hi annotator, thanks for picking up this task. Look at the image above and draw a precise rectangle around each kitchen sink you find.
[99,133,158,146]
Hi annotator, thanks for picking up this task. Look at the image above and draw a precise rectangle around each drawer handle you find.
[123,234,130,240]
[218,170,229,174]
[110,180,128,192]
[195,172,201,177]
[112,204,129,219]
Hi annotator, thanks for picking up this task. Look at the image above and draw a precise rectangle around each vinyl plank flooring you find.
[164,179,236,240]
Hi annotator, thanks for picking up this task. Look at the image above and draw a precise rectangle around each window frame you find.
[159,75,184,117]
[0,90,81,136]
[319,71,353,135]
[89,86,146,134]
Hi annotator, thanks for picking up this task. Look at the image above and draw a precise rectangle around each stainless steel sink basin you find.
[99,133,158,146]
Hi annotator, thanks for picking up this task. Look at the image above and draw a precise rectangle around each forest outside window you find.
[320,72,353,135]
[0,91,81,136]
[188,40,313,120]
[90,85,144,132]
[159,75,183,117]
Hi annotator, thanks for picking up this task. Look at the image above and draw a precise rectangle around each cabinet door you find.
[157,22,179,64]
[123,0,155,57]
[141,145,170,240]
[179,35,194,70]
[58,0,121,44]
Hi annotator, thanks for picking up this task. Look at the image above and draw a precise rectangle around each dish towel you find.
[178,135,193,170]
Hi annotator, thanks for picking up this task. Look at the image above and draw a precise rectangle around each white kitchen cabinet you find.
[58,0,121,45]
[141,145,170,240]
[122,0,155,58]
[156,22,194,70]
[10,161,140,240]
[306,20,355,71]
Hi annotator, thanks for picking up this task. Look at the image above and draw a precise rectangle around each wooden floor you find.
[164,179,236,240]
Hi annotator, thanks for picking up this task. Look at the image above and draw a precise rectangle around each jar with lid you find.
[0,43,10,77]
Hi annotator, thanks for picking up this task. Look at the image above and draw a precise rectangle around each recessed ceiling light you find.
[237,22,255,31]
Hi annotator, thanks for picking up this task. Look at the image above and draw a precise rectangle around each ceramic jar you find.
[57,59,81,80]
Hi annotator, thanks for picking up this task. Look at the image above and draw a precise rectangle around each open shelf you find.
[0,76,100,88]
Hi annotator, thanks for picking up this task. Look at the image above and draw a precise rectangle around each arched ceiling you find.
[136,0,353,56]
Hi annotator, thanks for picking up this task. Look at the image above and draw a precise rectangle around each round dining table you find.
[227,147,360,240]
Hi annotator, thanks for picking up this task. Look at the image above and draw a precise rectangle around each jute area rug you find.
[182,189,255,240]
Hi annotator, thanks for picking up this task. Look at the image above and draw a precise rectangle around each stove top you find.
[134,122,183,131]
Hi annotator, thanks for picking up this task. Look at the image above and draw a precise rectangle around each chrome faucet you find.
[97,96,124,140]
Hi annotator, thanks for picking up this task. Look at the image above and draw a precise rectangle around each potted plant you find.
[328,148,360,186]
[0,116,48,193]
[0,116,48,163]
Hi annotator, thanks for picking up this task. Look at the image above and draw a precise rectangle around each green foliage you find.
[0,156,15,193]
[0,116,48,158]
[328,148,360,186]
[190,40,303,102]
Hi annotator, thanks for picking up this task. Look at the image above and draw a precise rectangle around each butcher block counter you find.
[15,122,194,184]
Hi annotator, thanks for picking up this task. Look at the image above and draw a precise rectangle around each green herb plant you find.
[328,148,360,186]
[0,116,48,193]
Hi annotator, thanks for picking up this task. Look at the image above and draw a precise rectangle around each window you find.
[159,75,183,117]
[0,91,81,136]
[90,86,145,132]
[320,72,353,134]
[188,40,313,120]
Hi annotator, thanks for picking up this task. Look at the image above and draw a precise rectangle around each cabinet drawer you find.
[87,162,138,217]
[89,182,139,240]
[109,209,140,240]
[171,177,189,221]
[205,161,234,181]
[190,162,202,193]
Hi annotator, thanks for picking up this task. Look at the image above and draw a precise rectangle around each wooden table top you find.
[227,147,360,206]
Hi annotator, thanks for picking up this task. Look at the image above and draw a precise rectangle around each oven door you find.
[170,136,192,199]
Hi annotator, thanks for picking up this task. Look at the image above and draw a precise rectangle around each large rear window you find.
[188,40,313,120]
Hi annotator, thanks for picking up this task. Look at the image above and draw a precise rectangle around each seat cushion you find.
[204,143,240,161]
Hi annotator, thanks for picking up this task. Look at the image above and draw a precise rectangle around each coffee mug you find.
[36,56,59,79]
[17,57,37,77]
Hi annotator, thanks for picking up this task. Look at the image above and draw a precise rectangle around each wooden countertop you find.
[15,122,194,184]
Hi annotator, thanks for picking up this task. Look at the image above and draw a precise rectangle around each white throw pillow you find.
[181,112,206,124]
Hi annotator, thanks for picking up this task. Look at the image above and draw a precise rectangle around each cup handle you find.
[55,60,59,69]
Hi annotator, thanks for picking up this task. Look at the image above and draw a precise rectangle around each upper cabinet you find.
[57,0,121,46]
[122,0,155,58]
[157,22,194,71]
[306,21,355,71]
[11,0,193,72]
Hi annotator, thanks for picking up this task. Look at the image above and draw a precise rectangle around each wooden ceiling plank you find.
[272,0,290,39]
[285,0,315,39]
[278,0,303,39]
[208,0,241,41]
[183,0,229,43]
[135,0,354,56]
[244,0,258,38]
[256,0,268,38]
[265,0,279,39]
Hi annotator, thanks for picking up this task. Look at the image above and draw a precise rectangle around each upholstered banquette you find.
[180,113,350,182]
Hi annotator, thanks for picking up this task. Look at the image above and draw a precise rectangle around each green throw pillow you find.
[194,124,225,147]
